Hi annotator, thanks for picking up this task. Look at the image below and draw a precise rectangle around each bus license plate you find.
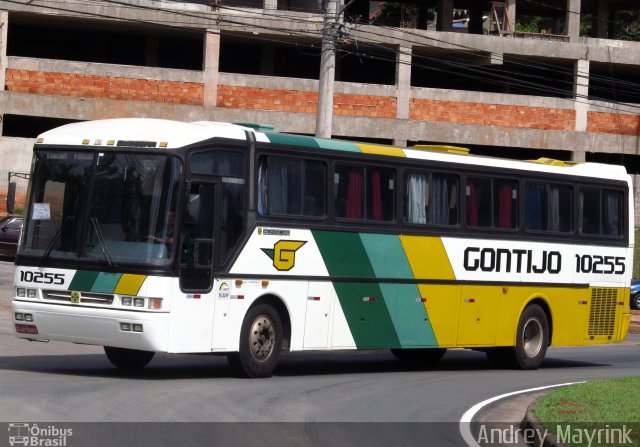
[15,324,38,335]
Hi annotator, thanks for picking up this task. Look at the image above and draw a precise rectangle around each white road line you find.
[459,382,585,447]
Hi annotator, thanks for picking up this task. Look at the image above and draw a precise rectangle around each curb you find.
[521,400,562,447]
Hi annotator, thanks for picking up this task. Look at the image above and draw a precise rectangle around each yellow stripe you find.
[358,144,406,158]
[114,274,147,296]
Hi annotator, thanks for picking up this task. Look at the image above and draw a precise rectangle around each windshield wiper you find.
[91,217,118,269]
[42,216,73,262]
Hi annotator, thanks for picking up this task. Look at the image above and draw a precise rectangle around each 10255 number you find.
[575,255,625,274]
[19,270,65,285]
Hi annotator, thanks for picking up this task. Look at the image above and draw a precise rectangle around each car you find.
[0,215,22,259]
[631,279,640,311]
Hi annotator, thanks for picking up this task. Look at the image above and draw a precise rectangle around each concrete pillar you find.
[395,45,411,120]
[263,0,277,11]
[203,29,221,108]
[315,0,337,138]
[574,59,590,132]
[566,0,581,41]
[0,10,8,94]
[506,0,516,31]
[572,150,586,163]
[593,0,610,38]
[437,0,453,32]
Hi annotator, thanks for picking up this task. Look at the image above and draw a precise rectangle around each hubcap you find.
[522,318,543,358]
[249,315,275,362]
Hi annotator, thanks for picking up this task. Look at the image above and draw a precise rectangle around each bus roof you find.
[36,118,629,182]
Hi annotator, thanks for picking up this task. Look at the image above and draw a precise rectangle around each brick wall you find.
[587,111,640,136]
[217,85,397,117]
[5,69,204,105]
[410,99,576,131]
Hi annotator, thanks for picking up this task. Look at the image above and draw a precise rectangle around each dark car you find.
[631,279,640,310]
[0,216,22,258]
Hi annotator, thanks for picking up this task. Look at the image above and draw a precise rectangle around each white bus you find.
[11,118,634,377]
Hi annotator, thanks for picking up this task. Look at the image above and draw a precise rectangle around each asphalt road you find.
[1,259,638,447]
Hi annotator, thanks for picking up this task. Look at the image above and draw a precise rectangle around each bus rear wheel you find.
[104,346,155,370]
[391,348,447,366]
[227,304,283,378]
[487,304,549,370]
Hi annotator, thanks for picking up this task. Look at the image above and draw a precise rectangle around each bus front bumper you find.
[11,300,170,352]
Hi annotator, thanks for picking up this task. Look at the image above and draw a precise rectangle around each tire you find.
[391,348,447,367]
[227,304,283,378]
[631,293,640,311]
[514,304,549,370]
[104,346,155,370]
[486,304,549,370]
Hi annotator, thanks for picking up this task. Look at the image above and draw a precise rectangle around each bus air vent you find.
[588,288,617,336]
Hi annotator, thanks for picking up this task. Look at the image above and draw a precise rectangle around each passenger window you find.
[335,164,395,221]
[190,151,244,177]
[405,171,458,226]
[579,188,623,237]
[258,156,326,218]
[525,182,572,233]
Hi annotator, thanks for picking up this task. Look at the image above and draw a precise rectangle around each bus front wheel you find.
[227,304,283,378]
[104,346,155,370]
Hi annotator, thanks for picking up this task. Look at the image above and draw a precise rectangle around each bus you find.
[10,118,633,378]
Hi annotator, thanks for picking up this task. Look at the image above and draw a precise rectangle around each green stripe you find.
[68,270,99,291]
[265,132,362,153]
[264,133,320,149]
[312,230,400,349]
[91,272,122,293]
[359,234,438,348]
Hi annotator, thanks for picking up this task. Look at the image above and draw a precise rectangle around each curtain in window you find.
[405,173,427,224]
[268,160,289,214]
[498,183,513,229]
[346,169,363,219]
[433,176,449,225]
[604,192,620,235]
[525,183,544,230]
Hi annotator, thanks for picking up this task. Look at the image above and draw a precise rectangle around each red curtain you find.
[498,184,513,228]
[466,181,478,226]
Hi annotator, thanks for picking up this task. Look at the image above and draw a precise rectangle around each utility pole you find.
[315,0,338,138]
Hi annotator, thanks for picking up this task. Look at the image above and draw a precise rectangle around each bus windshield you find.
[21,149,182,268]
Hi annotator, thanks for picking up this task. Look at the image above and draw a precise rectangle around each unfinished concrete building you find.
[0,0,639,212]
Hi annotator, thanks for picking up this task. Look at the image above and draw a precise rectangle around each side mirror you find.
[6,182,16,214]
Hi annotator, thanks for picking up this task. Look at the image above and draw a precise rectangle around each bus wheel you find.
[104,346,155,370]
[391,348,447,366]
[514,304,549,370]
[228,304,283,378]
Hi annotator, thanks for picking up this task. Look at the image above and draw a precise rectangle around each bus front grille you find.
[43,290,114,306]
[588,288,618,337]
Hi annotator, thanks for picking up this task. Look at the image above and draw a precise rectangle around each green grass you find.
[535,377,640,446]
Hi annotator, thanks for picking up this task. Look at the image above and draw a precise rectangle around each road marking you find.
[459,382,585,447]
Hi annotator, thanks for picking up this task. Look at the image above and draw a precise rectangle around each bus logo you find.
[8,424,29,446]
[70,291,81,304]
[261,240,306,271]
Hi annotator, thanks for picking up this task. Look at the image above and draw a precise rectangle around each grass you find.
[535,377,640,446]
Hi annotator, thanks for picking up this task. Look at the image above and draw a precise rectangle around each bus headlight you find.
[16,288,26,297]
[27,289,37,298]
[148,298,162,310]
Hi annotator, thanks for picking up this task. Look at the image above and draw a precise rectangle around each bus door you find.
[179,182,216,292]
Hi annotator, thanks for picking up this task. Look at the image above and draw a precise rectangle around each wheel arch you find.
[524,296,553,345]
[249,294,292,351]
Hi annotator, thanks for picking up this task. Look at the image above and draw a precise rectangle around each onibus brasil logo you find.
[261,240,306,271]
[8,423,73,446]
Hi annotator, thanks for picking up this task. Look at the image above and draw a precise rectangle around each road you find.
[0,259,638,447]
